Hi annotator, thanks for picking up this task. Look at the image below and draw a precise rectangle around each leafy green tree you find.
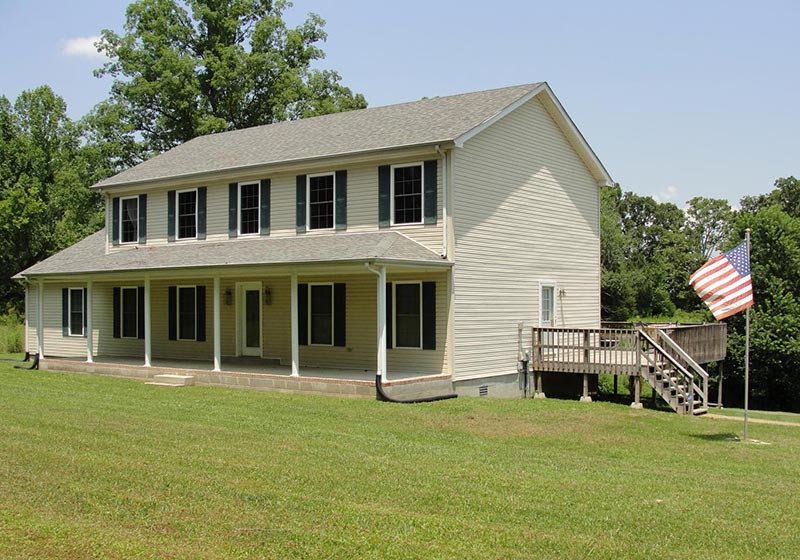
[725,204,800,410]
[95,0,367,155]
[0,87,103,311]
[685,196,733,259]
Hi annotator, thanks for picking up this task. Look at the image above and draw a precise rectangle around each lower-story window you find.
[310,283,333,345]
[394,282,422,348]
[68,288,84,337]
[178,286,197,341]
[121,287,138,338]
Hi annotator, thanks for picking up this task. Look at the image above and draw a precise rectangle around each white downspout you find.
[435,145,448,259]
[365,262,387,382]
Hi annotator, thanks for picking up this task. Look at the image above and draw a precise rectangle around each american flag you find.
[689,241,754,320]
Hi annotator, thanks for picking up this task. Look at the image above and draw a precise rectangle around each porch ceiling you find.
[15,229,450,279]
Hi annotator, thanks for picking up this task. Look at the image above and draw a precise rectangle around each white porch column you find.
[144,275,152,367]
[290,272,299,376]
[213,276,221,372]
[86,279,94,363]
[377,265,387,382]
[37,280,44,357]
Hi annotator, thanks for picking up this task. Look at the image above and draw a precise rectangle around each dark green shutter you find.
[138,194,147,243]
[111,197,120,246]
[424,160,438,225]
[196,285,206,342]
[228,183,238,238]
[298,283,308,345]
[113,287,121,339]
[422,281,436,350]
[335,170,347,230]
[260,179,271,235]
[168,286,177,340]
[296,175,307,233]
[386,283,393,349]
[334,283,346,346]
[378,165,390,228]
[197,187,207,240]
[61,288,69,336]
[137,286,145,339]
[167,191,176,241]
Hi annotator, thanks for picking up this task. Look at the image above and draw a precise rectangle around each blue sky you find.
[1,0,798,206]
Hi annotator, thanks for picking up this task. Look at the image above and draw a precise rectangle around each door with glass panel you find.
[540,284,556,354]
[238,282,261,356]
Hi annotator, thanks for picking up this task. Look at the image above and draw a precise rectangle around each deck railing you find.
[532,327,640,376]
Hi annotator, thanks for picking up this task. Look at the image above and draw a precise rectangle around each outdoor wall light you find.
[558,288,567,298]
[224,288,233,305]
[263,287,272,305]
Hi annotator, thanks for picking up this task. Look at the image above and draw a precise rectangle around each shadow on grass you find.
[687,432,740,442]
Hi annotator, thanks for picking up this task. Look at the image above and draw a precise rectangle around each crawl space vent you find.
[478,385,489,397]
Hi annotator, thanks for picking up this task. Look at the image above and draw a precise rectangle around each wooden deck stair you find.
[531,323,722,414]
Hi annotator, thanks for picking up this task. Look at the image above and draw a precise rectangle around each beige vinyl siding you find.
[106,155,443,254]
[36,283,88,358]
[452,94,601,380]
[259,271,448,375]
[92,283,143,358]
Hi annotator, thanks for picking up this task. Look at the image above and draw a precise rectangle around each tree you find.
[0,87,103,311]
[684,196,733,259]
[95,0,367,155]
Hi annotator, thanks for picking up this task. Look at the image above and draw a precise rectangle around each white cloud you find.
[652,185,679,203]
[62,36,105,59]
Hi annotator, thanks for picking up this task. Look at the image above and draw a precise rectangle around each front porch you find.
[40,355,453,399]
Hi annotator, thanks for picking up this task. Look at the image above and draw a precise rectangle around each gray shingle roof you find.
[15,229,449,278]
[95,83,542,188]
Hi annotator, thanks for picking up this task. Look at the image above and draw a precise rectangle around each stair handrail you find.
[654,329,709,408]
[638,330,696,407]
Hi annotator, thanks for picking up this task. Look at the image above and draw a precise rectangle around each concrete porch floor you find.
[39,355,453,399]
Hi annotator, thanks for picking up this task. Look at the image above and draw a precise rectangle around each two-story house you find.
[15,82,612,398]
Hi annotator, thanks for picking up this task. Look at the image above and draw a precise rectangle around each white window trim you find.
[67,287,84,337]
[306,172,336,231]
[539,281,557,327]
[119,195,139,244]
[177,285,197,341]
[238,181,260,236]
[176,188,198,240]
[120,286,139,339]
[308,282,334,346]
[392,281,423,350]
[390,162,424,226]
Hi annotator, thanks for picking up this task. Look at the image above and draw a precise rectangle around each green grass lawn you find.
[1,363,799,559]
[708,407,800,424]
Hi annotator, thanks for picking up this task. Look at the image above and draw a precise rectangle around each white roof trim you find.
[453,82,613,186]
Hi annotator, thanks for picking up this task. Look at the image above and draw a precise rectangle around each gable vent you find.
[478,385,489,397]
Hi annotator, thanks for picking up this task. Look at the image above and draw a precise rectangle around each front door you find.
[239,283,261,356]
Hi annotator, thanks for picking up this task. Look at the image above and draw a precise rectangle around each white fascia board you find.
[453,82,614,187]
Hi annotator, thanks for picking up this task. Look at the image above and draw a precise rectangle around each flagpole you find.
[744,228,751,442]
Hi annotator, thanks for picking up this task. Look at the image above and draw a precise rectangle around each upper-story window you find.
[239,182,260,235]
[391,163,423,225]
[120,196,138,243]
[308,173,335,230]
[177,189,197,240]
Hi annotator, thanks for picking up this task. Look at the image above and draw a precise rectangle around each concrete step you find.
[145,374,195,387]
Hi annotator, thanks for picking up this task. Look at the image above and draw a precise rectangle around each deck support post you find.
[144,275,152,367]
[613,374,618,395]
[213,277,221,372]
[534,371,546,399]
[376,265,387,383]
[37,280,44,358]
[86,279,94,363]
[631,375,643,409]
[290,272,299,377]
[580,373,592,402]
[717,361,724,408]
